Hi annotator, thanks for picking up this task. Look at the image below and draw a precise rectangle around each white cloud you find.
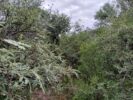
[42,0,113,28]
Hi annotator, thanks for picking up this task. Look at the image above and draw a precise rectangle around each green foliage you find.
[0,37,77,99]
[65,5,133,99]
[112,8,133,29]
[0,0,42,39]
[79,40,105,81]
[0,0,76,99]
[116,0,133,12]
[59,31,92,67]
[46,12,70,44]
[72,26,133,100]
[0,0,133,99]
[48,12,70,34]
[95,3,116,27]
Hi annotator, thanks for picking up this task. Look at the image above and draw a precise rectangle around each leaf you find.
[3,39,31,50]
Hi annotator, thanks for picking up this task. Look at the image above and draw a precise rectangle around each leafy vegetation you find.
[0,0,133,100]
[0,0,76,99]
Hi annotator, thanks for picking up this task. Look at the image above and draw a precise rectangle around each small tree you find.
[95,3,117,27]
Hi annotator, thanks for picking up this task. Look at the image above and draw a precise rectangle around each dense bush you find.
[0,36,77,99]
[0,0,133,100]
[72,27,133,100]
[0,0,77,99]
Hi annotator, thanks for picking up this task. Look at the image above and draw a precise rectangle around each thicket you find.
[0,0,76,99]
[60,1,133,100]
[0,0,133,100]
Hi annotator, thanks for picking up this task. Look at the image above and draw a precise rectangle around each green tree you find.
[46,12,70,44]
[0,0,43,39]
[95,3,117,27]
[116,0,133,12]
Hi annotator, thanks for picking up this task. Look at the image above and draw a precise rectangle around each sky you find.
[42,0,114,28]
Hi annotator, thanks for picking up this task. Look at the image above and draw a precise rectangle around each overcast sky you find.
[42,0,113,28]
